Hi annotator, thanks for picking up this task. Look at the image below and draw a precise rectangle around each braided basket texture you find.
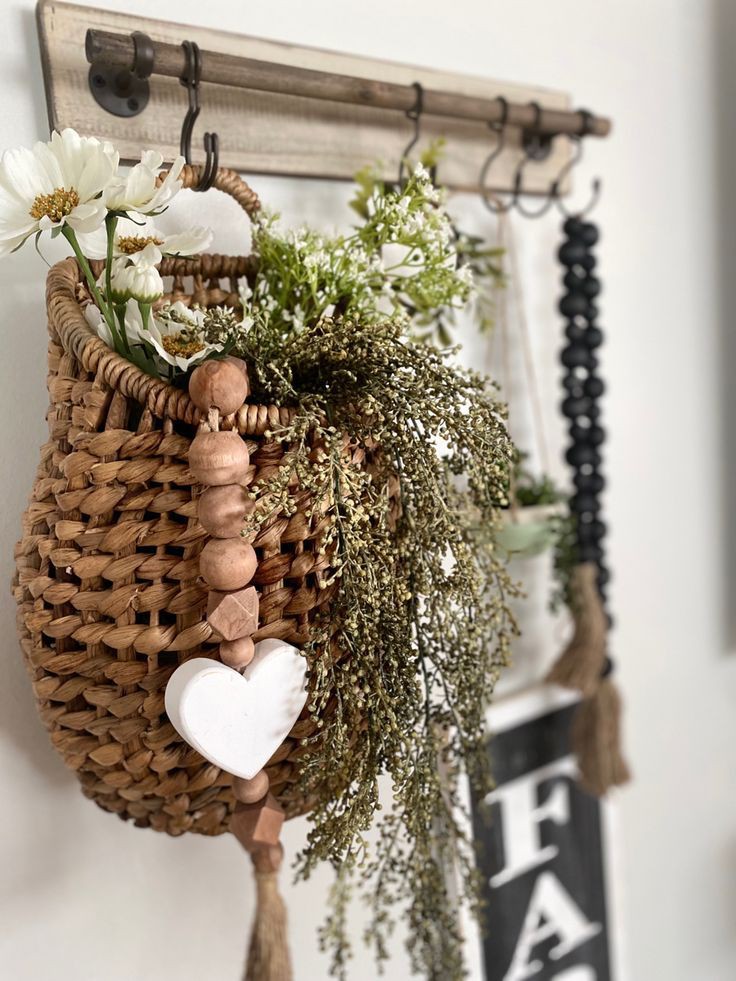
[13,168,357,836]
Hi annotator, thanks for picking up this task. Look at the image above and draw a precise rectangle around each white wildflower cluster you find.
[235,163,478,346]
[0,128,216,379]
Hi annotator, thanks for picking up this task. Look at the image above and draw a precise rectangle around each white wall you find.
[1,1,736,980]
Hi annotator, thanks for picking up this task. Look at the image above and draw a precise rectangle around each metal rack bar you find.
[85,28,611,139]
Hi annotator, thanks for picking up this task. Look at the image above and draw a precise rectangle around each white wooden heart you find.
[164,639,308,779]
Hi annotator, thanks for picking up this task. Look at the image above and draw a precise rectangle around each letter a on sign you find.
[503,872,601,980]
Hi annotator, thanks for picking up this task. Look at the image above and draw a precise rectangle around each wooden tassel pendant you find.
[546,562,607,696]
[571,670,631,797]
[244,866,292,981]
[231,774,292,981]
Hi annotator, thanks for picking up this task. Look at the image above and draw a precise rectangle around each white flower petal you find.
[0,227,34,256]
[66,199,108,234]
[84,302,114,347]
[143,156,184,213]
[160,226,213,256]
[76,223,109,260]
[130,242,163,267]
[0,145,55,205]
[140,150,164,172]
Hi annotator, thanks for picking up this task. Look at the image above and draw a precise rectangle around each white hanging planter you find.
[496,502,566,558]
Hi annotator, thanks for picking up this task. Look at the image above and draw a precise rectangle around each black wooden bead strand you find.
[558,217,610,608]
[549,202,630,795]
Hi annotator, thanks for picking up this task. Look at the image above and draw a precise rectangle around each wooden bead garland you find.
[233,769,271,805]
[188,357,290,979]
[189,430,250,485]
[207,586,260,642]
[220,635,256,669]
[231,793,286,850]
[199,483,256,538]
[200,538,258,590]
[189,358,250,416]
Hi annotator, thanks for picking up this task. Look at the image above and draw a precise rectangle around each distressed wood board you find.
[37,0,573,194]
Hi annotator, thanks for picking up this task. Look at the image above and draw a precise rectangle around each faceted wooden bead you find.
[220,634,255,668]
[207,585,259,641]
[189,431,249,486]
[233,769,270,804]
[230,793,285,851]
[198,483,255,538]
[188,359,249,416]
[200,539,257,591]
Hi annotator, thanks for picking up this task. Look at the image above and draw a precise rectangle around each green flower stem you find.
[137,302,152,332]
[62,225,108,318]
[114,304,131,355]
[105,213,118,320]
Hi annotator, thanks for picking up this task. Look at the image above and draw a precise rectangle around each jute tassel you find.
[244,853,293,981]
[571,674,631,798]
[546,562,607,696]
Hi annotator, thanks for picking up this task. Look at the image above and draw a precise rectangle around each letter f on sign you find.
[486,757,577,888]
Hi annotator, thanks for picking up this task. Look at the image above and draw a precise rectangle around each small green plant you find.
[511,453,564,508]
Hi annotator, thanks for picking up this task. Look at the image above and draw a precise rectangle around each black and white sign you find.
[471,688,612,981]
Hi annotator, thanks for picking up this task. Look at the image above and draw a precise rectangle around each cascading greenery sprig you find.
[235,315,519,980]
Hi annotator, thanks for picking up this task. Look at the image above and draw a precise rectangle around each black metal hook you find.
[398,82,426,187]
[511,101,557,219]
[479,97,514,215]
[179,40,219,192]
[551,110,602,218]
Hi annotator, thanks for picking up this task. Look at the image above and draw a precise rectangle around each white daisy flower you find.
[0,128,118,256]
[84,301,114,348]
[77,214,212,260]
[146,302,224,373]
[108,242,164,303]
[105,151,185,215]
[84,297,147,349]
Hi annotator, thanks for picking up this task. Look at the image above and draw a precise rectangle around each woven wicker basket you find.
[13,166,359,836]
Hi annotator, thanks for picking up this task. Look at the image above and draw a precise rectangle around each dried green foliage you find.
[234,315,518,979]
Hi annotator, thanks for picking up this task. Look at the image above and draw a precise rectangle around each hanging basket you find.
[12,166,373,836]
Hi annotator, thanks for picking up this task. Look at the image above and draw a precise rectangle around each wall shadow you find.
[712,0,736,651]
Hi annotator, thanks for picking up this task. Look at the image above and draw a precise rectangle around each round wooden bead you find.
[233,769,270,804]
[198,484,255,538]
[200,538,257,590]
[189,359,250,416]
[189,431,249,486]
[220,635,255,669]
[251,843,284,873]
[226,356,249,379]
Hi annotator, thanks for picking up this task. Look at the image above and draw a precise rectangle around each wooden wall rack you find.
[37,0,611,194]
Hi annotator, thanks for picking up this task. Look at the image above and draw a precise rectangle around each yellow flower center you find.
[117,234,164,255]
[29,187,80,222]
[161,332,206,359]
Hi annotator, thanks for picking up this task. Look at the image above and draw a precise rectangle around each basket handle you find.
[178,164,261,222]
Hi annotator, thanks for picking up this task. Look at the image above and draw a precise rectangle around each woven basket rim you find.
[46,255,297,436]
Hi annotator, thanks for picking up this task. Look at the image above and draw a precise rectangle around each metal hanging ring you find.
[479,96,514,215]
[398,82,425,187]
[512,101,557,219]
[552,110,602,218]
[179,40,219,192]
